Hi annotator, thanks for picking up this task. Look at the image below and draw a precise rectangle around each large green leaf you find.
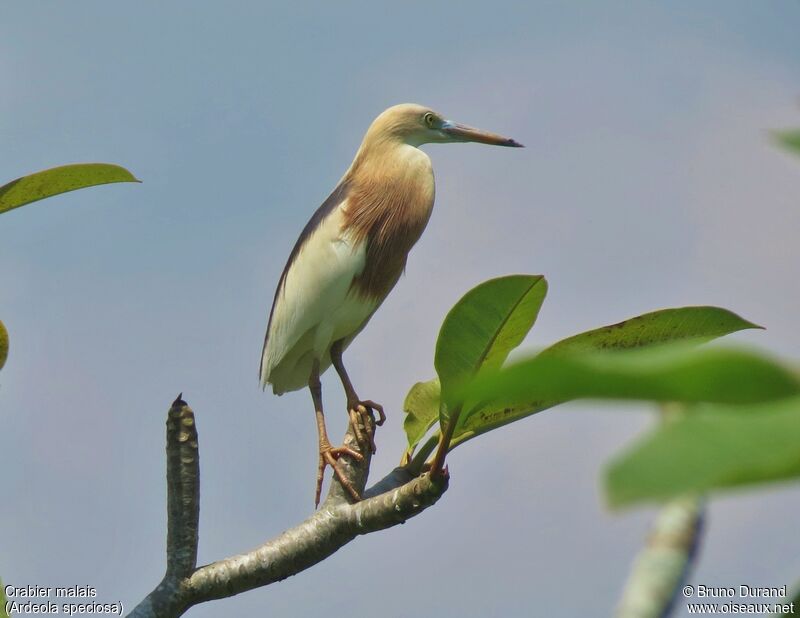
[434,275,547,424]
[0,163,139,215]
[0,320,7,371]
[606,397,800,508]
[404,306,762,457]
[460,344,800,411]
[403,378,440,450]
[773,129,800,157]
[455,306,761,446]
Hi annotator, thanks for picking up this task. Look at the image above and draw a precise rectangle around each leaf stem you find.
[429,405,462,476]
[406,433,440,475]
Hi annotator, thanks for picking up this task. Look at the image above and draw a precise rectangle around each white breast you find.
[260,201,380,394]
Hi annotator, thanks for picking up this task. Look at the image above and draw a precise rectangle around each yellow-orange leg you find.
[331,341,386,454]
[309,360,363,507]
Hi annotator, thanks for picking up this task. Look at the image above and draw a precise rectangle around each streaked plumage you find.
[259,103,521,505]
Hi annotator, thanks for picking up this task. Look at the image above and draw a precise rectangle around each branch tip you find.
[164,396,200,582]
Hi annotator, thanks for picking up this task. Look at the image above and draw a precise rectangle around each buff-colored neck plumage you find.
[341,106,436,301]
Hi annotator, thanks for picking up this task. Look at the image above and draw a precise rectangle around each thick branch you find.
[129,399,448,618]
[185,470,446,603]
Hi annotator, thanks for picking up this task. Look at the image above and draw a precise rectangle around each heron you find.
[260,103,522,505]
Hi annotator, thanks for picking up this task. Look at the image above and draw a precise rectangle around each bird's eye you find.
[423,112,436,128]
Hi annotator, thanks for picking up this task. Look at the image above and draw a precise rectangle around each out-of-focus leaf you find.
[0,320,7,371]
[403,378,440,451]
[434,275,547,425]
[779,586,800,618]
[460,344,800,411]
[0,579,7,618]
[606,397,800,508]
[456,306,761,442]
[773,129,800,157]
[0,163,139,215]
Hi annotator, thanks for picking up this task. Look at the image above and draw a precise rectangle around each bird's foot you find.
[348,399,386,455]
[316,442,363,507]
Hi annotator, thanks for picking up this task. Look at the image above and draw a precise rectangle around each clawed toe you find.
[348,400,385,454]
[326,444,363,463]
[360,399,386,426]
[316,443,363,507]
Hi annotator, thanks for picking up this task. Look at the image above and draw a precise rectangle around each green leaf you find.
[455,400,556,448]
[542,306,760,355]
[773,129,800,157]
[460,344,800,410]
[454,306,762,447]
[406,305,763,455]
[606,397,800,508]
[0,320,7,371]
[434,275,547,424]
[0,578,7,618]
[781,586,800,618]
[0,163,139,215]
[403,378,440,450]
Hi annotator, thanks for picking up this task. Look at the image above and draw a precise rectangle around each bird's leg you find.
[309,360,363,507]
[330,340,386,455]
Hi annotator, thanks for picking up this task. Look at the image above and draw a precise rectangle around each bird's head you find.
[365,103,523,149]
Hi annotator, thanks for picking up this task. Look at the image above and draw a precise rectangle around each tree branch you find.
[128,398,448,618]
[615,496,705,618]
[165,395,199,577]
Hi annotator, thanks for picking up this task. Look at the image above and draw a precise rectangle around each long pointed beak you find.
[441,120,524,147]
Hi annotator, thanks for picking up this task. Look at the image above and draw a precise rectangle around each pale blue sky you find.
[2,3,800,616]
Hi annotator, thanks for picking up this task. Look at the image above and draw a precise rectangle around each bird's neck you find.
[342,140,435,300]
[346,138,434,207]
[350,135,423,172]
